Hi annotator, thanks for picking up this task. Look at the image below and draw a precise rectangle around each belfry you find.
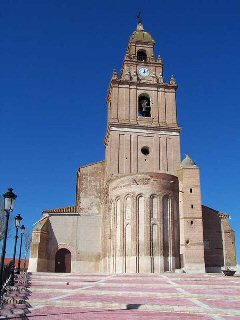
[29,22,236,274]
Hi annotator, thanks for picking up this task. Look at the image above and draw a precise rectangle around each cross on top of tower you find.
[137,11,142,24]
[136,11,144,31]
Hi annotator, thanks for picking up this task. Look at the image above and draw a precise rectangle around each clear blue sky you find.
[0,0,239,261]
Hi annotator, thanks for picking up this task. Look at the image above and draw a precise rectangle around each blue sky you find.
[0,0,239,261]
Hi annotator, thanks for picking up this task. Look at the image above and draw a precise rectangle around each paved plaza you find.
[1,272,240,319]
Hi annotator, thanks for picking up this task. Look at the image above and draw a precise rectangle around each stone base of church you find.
[101,255,180,273]
[29,258,101,273]
[183,263,206,273]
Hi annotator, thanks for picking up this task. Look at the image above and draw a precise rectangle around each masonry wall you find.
[202,205,236,272]
[46,214,101,273]
[106,130,180,177]
[28,217,49,272]
[101,172,180,273]
[76,161,105,214]
[178,167,205,273]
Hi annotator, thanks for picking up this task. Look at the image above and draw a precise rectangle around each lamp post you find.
[17,225,25,274]
[9,214,22,286]
[0,188,17,293]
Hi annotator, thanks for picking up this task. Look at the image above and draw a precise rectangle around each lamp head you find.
[15,214,22,228]
[3,188,17,211]
[20,225,25,234]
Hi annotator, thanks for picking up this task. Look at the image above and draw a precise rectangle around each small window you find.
[138,95,151,117]
[141,146,149,155]
[190,220,194,225]
[190,188,193,193]
[185,239,190,245]
[137,50,147,62]
[191,204,194,209]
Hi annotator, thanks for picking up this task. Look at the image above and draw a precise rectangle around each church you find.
[29,22,236,274]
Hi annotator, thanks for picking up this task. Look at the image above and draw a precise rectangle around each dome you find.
[130,23,155,44]
[181,155,197,168]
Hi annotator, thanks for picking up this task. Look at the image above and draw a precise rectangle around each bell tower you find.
[105,21,181,177]
[103,22,181,274]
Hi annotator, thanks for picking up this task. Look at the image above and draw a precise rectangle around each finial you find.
[137,11,142,24]
[111,70,118,80]
[169,75,177,86]
[136,11,144,31]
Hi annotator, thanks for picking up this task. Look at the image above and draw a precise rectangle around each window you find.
[190,188,193,193]
[141,146,149,155]
[138,95,151,117]
[137,50,147,62]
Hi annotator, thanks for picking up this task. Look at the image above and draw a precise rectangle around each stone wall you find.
[29,213,101,273]
[76,161,105,215]
[178,165,205,273]
[202,205,236,272]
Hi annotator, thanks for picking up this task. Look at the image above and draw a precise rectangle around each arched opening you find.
[138,95,151,117]
[55,248,71,273]
[137,50,147,62]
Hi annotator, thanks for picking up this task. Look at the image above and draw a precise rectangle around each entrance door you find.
[55,248,71,273]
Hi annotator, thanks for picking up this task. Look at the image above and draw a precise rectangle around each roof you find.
[202,205,230,219]
[42,205,78,214]
[130,23,155,44]
[180,154,197,168]
[4,258,29,268]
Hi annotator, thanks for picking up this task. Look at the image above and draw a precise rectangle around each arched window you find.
[137,50,147,62]
[138,95,151,117]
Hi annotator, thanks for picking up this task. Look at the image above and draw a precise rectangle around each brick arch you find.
[53,243,76,261]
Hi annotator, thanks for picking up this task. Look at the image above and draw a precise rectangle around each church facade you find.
[29,23,236,274]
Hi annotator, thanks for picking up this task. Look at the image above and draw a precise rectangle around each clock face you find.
[138,67,150,77]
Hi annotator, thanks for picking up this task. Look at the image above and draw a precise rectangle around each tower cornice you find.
[104,122,181,146]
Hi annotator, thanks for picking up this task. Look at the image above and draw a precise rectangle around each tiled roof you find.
[43,205,78,214]
[4,258,28,268]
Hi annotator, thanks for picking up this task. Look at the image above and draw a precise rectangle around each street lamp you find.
[9,214,22,286]
[17,225,25,274]
[0,188,17,292]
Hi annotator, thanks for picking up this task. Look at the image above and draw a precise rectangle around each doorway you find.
[55,248,71,273]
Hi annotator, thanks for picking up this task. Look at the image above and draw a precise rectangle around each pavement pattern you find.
[1,272,240,319]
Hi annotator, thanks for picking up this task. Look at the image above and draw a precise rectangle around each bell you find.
[142,105,150,117]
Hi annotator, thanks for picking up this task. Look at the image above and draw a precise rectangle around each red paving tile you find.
[28,292,61,299]
[173,280,240,286]
[11,273,240,319]
[202,299,240,309]
[63,293,195,306]
[31,283,82,290]
[107,278,168,284]
[92,285,178,293]
[188,288,240,295]
[27,306,213,320]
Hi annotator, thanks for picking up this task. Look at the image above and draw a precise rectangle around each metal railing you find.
[0,260,14,305]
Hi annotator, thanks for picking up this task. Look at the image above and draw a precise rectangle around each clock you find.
[138,67,150,77]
